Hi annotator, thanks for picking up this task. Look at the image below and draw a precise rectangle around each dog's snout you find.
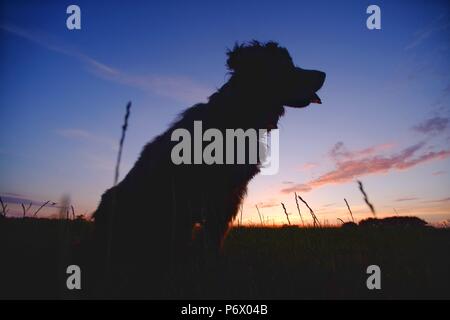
[317,71,326,87]
[295,68,326,91]
[285,68,326,108]
[310,70,326,91]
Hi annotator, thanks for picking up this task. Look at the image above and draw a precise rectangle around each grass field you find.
[1,217,449,299]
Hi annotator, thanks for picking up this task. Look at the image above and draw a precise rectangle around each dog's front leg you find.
[202,210,230,259]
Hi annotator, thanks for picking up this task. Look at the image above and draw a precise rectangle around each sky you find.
[0,0,449,225]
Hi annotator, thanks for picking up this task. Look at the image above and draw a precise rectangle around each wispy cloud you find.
[412,116,449,136]
[102,73,213,104]
[56,128,118,151]
[322,203,337,208]
[395,197,419,202]
[83,153,116,172]
[0,192,25,198]
[422,197,450,203]
[405,14,450,50]
[56,129,128,174]
[0,24,212,104]
[0,194,58,208]
[282,142,450,194]
[432,170,446,176]
[256,200,279,209]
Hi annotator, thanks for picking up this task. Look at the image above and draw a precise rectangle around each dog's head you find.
[227,41,325,108]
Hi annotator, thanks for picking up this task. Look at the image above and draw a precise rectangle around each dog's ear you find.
[226,42,250,74]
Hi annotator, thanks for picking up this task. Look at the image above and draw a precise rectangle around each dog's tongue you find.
[310,93,322,104]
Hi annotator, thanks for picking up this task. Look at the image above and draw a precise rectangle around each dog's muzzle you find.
[285,68,326,108]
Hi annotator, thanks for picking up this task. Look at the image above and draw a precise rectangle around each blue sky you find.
[1,0,449,224]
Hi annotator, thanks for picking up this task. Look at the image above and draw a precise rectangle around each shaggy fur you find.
[92,41,325,297]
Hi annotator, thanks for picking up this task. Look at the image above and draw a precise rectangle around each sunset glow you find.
[1,0,449,226]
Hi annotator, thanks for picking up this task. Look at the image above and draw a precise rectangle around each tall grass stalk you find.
[33,200,50,217]
[344,198,355,222]
[281,203,291,225]
[297,195,320,227]
[21,202,32,217]
[114,101,132,186]
[239,204,243,226]
[106,101,132,287]
[255,204,264,225]
[0,196,8,217]
[294,192,305,226]
[357,180,376,217]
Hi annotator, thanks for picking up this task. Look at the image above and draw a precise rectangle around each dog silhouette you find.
[92,41,325,297]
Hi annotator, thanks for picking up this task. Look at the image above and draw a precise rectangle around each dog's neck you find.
[208,76,285,130]
[210,76,273,104]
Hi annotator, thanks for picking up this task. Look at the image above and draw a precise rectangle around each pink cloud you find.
[329,142,395,161]
[282,142,450,194]
[298,162,319,171]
